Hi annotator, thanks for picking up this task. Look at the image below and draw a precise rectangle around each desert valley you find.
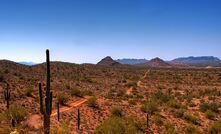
[0,50,220,134]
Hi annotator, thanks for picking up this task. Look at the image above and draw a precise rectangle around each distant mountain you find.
[97,56,120,66]
[146,57,171,67]
[116,58,148,65]
[172,56,221,67]
[18,62,36,66]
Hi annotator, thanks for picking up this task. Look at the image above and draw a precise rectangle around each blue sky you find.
[0,0,220,63]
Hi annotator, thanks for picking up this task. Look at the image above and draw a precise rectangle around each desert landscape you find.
[0,50,220,134]
[1,0,221,133]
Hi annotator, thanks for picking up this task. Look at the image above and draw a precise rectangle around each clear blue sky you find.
[0,0,220,63]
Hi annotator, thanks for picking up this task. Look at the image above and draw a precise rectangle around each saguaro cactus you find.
[57,102,60,121]
[38,49,53,134]
[77,108,80,130]
[146,114,149,132]
[4,83,10,109]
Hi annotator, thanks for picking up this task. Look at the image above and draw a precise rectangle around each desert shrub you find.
[135,94,144,99]
[1,104,27,124]
[167,99,182,109]
[205,110,215,120]
[125,117,146,134]
[164,123,178,134]
[208,96,215,101]
[153,115,163,125]
[172,109,185,118]
[57,93,68,106]
[189,101,197,107]
[25,87,34,97]
[51,122,70,134]
[185,125,201,134]
[81,76,94,83]
[183,114,200,125]
[70,88,83,97]
[65,85,71,90]
[87,96,97,108]
[0,72,4,82]
[152,90,172,104]
[126,81,137,88]
[201,88,219,97]
[95,116,145,134]
[209,120,221,134]
[82,90,93,96]
[200,103,219,113]
[95,117,126,134]
[141,100,159,115]
[111,106,123,117]
[4,69,9,74]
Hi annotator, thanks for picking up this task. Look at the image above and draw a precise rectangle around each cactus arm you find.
[39,83,44,114]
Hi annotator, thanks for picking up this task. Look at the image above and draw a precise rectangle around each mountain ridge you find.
[172,56,221,67]
[2,56,221,68]
[116,58,148,65]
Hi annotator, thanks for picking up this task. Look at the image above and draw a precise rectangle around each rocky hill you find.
[97,56,120,66]
[146,57,171,67]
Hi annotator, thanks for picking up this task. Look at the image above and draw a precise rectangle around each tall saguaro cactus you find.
[146,114,149,132]
[57,102,60,121]
[77,108,80,130]
[4,82,10,109]
[38,49,53,134]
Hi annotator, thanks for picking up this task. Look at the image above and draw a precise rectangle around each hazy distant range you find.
[18,56,221,67]
[116,56,221,67]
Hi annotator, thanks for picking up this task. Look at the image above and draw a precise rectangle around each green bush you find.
[125,117,145,134]
[87,96,97,108]
[164,123,178,134]
[152,90,172,103]
[189,101,197,107]
[82,90,93,96]
[205,110,215,120]
[173,109,185,118]
[183,114,200,125]
[95,117,145,134]
[57,93,68,106]
[209,120,221,134]
[153,115,163,125]
[95,117,126,134]
[1,104,27,124]
[167,100,182,109]
[71,88,83,97]
[111,106,123,117]
[200,103,219,113]
[141,100,159,115]
[185,125,201,134]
